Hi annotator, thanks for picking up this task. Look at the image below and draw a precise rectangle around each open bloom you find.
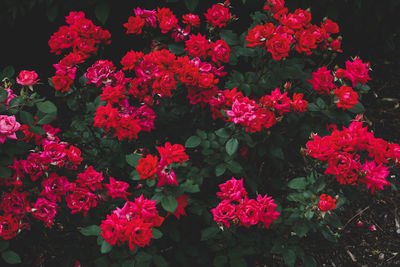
[318,194,336,211]
[16,70,39,86]
[0,115,21,144]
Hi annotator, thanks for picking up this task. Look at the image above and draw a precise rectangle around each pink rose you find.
[0,115,21,143]
[0,88,16,109]
[16,70,39,86]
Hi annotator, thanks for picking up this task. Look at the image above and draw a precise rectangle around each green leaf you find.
[122,259,136,267]
[302,255,317,267]
[293,220,309,237]
[288,177,307,190]
[146,179,156,187]
[230,257,247,267]
[29,126,45,135]
[101,240,113,254]
[126,153,142,167]
[215,163,226,177]
[304,210,314,220]
[287,193,305,202]
[95,255,110,267]
[19,111,34,126]
[95,2,110,25]
[80,225,101,236]
[36,101,57,114]
[169,43,184,55]
[36,112,56,125]
[130,170,141,181]
[321,227,337,242]
[1,66,15,79]
[283,249,296,267]
[152,228,163,239]
[316,97,327,109]
[0,88,7,102]
[213,255,228,267]
[153,255,168,267]
[185,136,201,148]
[161,195,178,213]
[325,213,342,228]
[200,226,219,241]
[215,128,231,139]
[1,250,21,264]
[184,0,199,12]
[8,97,21,109]
[269,145,284,160]
[136,252,152,263]
[307,103,319,112]
[220,30,239,46]
[226,138,239,156]
[349,102,365,113]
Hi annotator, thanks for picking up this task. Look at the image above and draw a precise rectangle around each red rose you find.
[185,33,210,59]
[0,214,20,239]
[318,194,336,211]
[182,14,200,27]
[295,29,317,55]
[323,19,339,34]
[157,8,178,33]
[123,16,145,34]
[136,154,158,180]
[307,66,336,95]
[52,74,74,92]
[334,85,358,109]
[205,4,230,28]
[211,200,237,228]
[210,39,231,65]
[266,34,292,60]
[67,145,83,165]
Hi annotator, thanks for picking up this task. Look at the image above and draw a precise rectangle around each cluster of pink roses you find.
[209,87,308,132]
[305,115,398,193]
[212,177,280,229]
[308,57,371,110]
[49,11,111,92]
[246,0,342,60]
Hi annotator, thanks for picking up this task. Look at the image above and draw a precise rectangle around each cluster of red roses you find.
[136,142,189,188]
[124,2,231,41]
[100,195,164,250]
[91,41,229,140]
[305,115,399,193]
[246,0,341,60]
[209,87,308,132]
[308,57,371,110]
[0,124,131,240]
[89,59,156,141]
[49,11,111,92]
[211,178,280,229]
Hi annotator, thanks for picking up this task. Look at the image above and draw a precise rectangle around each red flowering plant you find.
[0,0,398,266]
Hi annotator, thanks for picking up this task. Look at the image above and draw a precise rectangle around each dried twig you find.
[346,249,357,262]
[340,206,370,231]
[391,198,400,234]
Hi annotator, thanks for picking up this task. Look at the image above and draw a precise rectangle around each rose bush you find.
[0,0,398,266]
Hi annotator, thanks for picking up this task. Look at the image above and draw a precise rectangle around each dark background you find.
[0,0,399,78]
